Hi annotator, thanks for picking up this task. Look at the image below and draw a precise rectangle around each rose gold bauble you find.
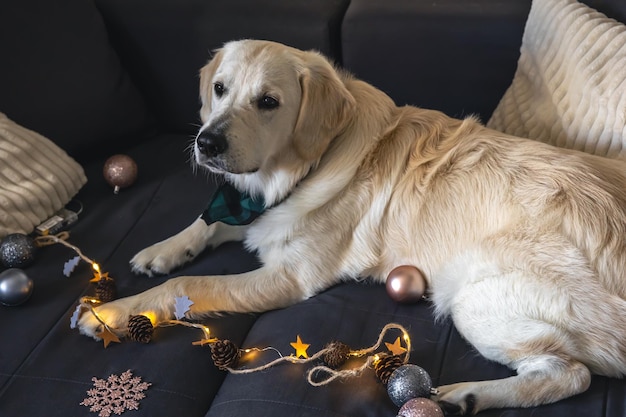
[103,154,138,194]
[398,398,444,417]
[385,265,426,303]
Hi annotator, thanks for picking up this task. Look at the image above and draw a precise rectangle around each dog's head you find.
[196,40,355,203]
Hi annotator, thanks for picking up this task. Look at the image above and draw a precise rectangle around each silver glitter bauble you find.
[387,364,433,407]
[397,398,444,417]
[0,268,34,306]
[0,233,37,268]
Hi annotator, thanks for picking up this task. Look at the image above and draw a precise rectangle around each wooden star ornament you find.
[385,336,408,356]
[90,271,111,284]
[290,335,310,359]
[98,327,121,348]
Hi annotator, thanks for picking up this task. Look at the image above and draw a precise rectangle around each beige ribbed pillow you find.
[487,0,626,160]
[0,113,87,237]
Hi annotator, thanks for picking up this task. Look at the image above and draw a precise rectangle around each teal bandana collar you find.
[200,183,267,226]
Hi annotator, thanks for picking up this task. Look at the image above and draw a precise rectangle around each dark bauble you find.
[0,268,34,306]
[0,233,37,268]
[387,364,433,407]
[103,154,138,194]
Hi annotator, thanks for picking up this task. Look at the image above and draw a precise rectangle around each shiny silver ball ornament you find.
[103,154,138,194]
[0,268,34,306]
[387,364,433,407]
[397,398,444,417]
[0,233,37,268]
[386,265,426,303]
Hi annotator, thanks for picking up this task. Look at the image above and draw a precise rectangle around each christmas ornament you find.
[323,341,351,369]
[291,335,310,359]
[63,256,81,277]
[103,154,138,194]
[386,336,408,355]
[0,233,37,268]
[210,339,241,370]
[398,398,444,417]
[174,295,194,319]
[80,370,151,417]
[98,327,121,349]
[374,354,404,384]
[387,364,433,407]
[0,268,34,306]
[70,304,82,329]
[95,276,117,303]
[386,265,426,303]
[128,315,154,343]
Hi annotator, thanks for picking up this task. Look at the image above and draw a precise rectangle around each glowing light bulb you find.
[139,311,157,325]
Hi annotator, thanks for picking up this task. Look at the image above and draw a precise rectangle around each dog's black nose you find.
[196,129,228,157]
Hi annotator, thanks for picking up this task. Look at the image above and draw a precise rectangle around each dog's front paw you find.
[130,240,197,276]
[435,383,480,415]
[77,300,133,340]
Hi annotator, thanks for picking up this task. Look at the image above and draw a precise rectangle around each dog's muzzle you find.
[196,129,228,158]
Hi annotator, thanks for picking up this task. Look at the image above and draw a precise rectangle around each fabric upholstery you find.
[94,0,351,134]
[0,0,154,163]
[341,0,531,122]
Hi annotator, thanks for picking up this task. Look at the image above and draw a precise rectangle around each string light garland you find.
[34,234,442,416]
[72,297,443,416]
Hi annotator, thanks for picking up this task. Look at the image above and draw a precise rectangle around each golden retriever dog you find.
[79,39,626,414]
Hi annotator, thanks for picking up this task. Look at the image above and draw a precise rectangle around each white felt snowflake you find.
[80,370,151,417]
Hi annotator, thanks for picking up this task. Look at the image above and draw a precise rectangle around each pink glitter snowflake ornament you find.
[80,370,151,417]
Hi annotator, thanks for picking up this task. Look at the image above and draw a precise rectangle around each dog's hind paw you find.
[435,383,480,415]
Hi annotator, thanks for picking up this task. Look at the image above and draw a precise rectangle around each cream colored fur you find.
[79,40,626,415]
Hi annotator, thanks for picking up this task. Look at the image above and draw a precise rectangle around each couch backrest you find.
[341,0,626,123]
[0,0,155,164]
[94,0,350,135]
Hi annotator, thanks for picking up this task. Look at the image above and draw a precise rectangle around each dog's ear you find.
[293,52,355,161]
[199,49,224,121]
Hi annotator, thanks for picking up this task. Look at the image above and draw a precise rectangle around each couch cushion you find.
[0,0,154,164]
[94,0,350,134]
[0,113,87,238]
[341,0,531,122]
[487,0,626,159]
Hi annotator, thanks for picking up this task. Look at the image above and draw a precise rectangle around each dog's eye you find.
[257,95,279,110]
[214,82,225,97]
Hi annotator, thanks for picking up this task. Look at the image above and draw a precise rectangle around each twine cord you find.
[35,232,96,265]
[306,323,411,386]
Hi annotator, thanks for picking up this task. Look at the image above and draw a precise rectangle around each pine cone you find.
[323,341,351,369]
[127,315,154,343]
[210,340,241,370]
[374,354,404,384]
[95,278,117,303]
